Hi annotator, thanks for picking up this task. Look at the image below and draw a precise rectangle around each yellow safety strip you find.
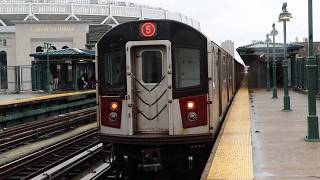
[207,86,253,180]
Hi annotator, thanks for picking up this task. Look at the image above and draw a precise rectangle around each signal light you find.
[186,101,196,110]
[139,22,157,38]
[110,102,119,111]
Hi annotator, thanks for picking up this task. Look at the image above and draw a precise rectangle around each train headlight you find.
[110,102,119,111]
[108,112,118,122]
[187,112,198,122]
[186,101,196,110]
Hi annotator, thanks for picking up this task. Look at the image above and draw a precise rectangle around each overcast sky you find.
[129,0,320,60]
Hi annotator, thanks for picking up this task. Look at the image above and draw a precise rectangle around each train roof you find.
[97,19,207,49]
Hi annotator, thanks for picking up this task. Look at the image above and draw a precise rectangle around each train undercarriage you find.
[104,142,213,179]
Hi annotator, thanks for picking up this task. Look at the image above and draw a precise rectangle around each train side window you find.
[174,48,200,88]
[105,51,125,89]
[141,50,162,83]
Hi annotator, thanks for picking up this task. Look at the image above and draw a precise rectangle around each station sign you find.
[139,22,157,38]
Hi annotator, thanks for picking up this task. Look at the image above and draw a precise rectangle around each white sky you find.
[128,0,320,60]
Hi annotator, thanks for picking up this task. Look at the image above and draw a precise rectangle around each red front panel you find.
[100,97,122,129]
[179,94,208,128]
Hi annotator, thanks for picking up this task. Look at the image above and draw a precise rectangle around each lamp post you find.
[270,23,278,98]
[43,42,52,94]
[278,2,292,111]
[266,34,272,91]
[305,0,319,141]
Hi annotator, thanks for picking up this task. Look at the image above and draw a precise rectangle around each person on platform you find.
[52,70,59,90]
[81,73,88,89]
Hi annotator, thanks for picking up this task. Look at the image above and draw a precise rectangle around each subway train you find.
[96,19,244,174]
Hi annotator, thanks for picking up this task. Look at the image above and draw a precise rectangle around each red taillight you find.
[179,94,208,128]
[100,97,122,129]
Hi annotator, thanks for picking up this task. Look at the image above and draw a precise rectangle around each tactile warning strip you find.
[207,86,253,180]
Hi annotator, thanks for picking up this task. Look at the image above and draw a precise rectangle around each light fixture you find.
[110,102,119,111]
[186,101,196,110]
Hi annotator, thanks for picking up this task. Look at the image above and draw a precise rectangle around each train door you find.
[229,57,234,97]
[226,56,230,101]
[222,55,228,113]
[227,56,233,101]
[131,46,170,134]
[217,50,222,116]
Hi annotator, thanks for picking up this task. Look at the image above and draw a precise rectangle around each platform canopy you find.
[237,41,303,59]
[30,48,95,60]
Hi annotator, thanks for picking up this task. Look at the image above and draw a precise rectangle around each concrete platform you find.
[0,91,45,101]
[0,90,95,107]
[250,89,320,179]
[202,84,320,180]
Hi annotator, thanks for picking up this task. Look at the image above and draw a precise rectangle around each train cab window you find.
[174,48,201,88]
[104,51,125,91]
[141,51,162,83]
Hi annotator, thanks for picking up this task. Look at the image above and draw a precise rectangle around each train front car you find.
[97,20,212,172]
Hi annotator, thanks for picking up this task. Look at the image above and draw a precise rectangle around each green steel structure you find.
[305,0,320,141]
[266,34,272,91]
[237,33,302,91]
[43,43,52,93]
[270,24,279,98]
[0,92,96,128]
[30,48,95,92]
[279,2,292,111]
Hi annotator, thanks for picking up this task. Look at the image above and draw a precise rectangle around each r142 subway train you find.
[96,20,244,172]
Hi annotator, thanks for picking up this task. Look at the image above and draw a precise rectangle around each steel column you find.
[266,36,271,91]
[272,33,278,98]
[282,21,291,111]
[305,0,320,141]
[72,62,78,91]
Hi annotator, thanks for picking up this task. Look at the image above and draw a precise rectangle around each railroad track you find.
[0,128,99,180]
[0,107,96,152]
[31,143,114,180]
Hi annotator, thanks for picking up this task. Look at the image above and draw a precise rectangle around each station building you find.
[0,0,200,92]
[237,41,303,89]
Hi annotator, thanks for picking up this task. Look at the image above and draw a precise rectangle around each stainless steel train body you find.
[96,20,244,168]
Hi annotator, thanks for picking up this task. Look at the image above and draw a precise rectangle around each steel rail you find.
[31,143,108,180]
[0,107,96,139]
[0,108,96,152]
[0,128,98,180]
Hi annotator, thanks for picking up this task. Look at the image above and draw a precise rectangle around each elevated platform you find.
[0,90,96,128]
[0,90,95,108]
[202,83,320,179]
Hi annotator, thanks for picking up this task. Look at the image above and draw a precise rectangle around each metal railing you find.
[0,65,35,93]
[0,2,200,30]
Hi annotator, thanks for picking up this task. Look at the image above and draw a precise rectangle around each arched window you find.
[51,46,57,50]
[0,51,8,89]
[62,46,69,49]
[36,46,43,52]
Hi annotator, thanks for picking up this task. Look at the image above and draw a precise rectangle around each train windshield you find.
[103,50,126,93]
[174,48,201,88]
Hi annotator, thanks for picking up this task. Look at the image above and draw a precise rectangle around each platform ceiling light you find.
[279,3,292,22]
